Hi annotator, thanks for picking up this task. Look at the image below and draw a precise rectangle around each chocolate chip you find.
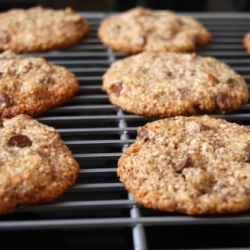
[165,69,172,77]
[110,82,123,96]
[193,104,203,114]
[195,123,211,132]
[8,134,32,148]
[227,78,237,85]
[216,92,229,111]
[0,92,12,108]
[137,127,149,141]
[173,155,192,173]
[0,30,11,43]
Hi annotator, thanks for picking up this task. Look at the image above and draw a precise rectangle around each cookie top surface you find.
[0,114,79,214]
[118,115,250,214]
[98,7,211,53]
[102,52,249,117]
[0,51,79,118]
[0,6,89,52]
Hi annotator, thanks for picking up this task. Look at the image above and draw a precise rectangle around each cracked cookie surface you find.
[98,7,211,53]
[0,6,89,52]
[118,115,250,214]
[103,52,249,117]
[0,114,79,214]
[0,51,79,118]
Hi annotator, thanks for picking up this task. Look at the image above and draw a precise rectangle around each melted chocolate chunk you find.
[111,82,123,96]
[0,92,12,108]
[8,134,32,148]
[227,78,237,85]
[195,123,211,132]
[216,92,229,111]
[173,155,192,173]
[193,104,203,114]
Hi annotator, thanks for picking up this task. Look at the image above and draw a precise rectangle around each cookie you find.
[243,32,250,55]
[98,7,211,53]
[0,114,79,214]
[0,50,79,118]
[118,115,250,214]
[0,6,89,52]
[102,52,249,117]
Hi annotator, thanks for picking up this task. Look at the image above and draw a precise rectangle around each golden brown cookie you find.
[0,6,89,52]
[98,7,211,53]
[118,115,250,214]
[102,52,249,117]
[0,114,79,214]
[0,50,79,118]
[243,32,250,55]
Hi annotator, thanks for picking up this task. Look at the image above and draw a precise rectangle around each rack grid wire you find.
[1,12,250,250]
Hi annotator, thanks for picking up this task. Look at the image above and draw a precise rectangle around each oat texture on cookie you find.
[98,7,211,53]
[0,51,79,118]
[117,115,250,214]
[0,6,90,52]
[102,52,249,117]
[0,114,79,215]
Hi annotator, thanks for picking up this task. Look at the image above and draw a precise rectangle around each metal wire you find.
[0,11,250,249]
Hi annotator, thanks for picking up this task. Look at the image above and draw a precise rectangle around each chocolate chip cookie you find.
[118,115,250,214]
[0,6,89,52]
[98,7,211,53]
[102,52,249,117]
[0,50,79,118]
[0,114,79,214]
